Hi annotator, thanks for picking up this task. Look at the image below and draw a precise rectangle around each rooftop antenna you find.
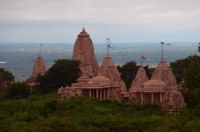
[106,38,112,57]
[160,42,170,61]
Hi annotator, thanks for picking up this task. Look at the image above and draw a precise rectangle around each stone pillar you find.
[103,89,106,99]
[89,90,91,98]
[96,90,99,99]
[151,93,154,103]
[160,93,162,102]
[99,89,102,99]
[141,93,143,104]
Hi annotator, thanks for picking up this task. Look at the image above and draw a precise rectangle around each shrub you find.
[4,82,30,99]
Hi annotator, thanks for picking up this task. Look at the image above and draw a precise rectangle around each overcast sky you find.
[0,0,200,43]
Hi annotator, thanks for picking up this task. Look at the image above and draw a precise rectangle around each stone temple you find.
[72,28,99,78]
[27,54,46,90]
[57,28,186,113]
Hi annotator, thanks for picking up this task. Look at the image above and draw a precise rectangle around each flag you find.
[160,42,170,46]
[107,44,113,48]
[106,38,113,48]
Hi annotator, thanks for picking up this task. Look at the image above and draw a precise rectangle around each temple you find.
[27,55,46,90]
[57,28,186,113]
[72,28,99,78]
[129,60,186,114]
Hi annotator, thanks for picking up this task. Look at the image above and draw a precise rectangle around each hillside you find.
[0,93,200,132]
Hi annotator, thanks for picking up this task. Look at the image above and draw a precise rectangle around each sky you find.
[0,0,200,43]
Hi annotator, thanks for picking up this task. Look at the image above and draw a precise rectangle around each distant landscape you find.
[0,42,197,81]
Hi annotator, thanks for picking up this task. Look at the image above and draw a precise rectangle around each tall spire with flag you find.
[106,38,112,57]
[160,42,170,61]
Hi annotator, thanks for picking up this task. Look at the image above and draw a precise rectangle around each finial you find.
[106,38,112,57]
[82,27,86,32]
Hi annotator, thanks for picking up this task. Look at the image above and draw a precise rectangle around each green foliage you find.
[4,82,30,99]
[171,55,200,107]
[38,59,81,93]
[0,93,200,131]
[118,61,152,89]
[170,56,200,84]
[0,68,14,83]
[117,61,138,89]
[183,56,200,107]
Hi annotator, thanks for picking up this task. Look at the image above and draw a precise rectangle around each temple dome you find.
[143,79,166,91]
[88,75,111,86]
[129,65,149,92]
[72,28,99,78]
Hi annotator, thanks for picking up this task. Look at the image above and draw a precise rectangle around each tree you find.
[183,56,200,107]
[4,82,30,99]
[38,59,81,93]
[170,56,200,84]
[117,61,139,89]
[0,68,14,83]
[0,68,14,93]
[117,61,152,90]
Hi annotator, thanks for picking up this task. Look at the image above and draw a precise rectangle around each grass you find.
[0,93,200,132]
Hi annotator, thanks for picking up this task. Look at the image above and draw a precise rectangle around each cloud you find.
[0,0,200,42]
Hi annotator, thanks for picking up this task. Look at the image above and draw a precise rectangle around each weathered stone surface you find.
[72,28,98,77]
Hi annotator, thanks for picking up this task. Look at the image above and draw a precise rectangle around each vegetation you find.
[0,68,14,83]
[38,59,81,93]
[4,82,30,99]
[117,61,152,89]
[171,55,200,107]
[0,93,200,132]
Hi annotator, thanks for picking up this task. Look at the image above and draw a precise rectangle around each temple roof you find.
[98,56,127,92]
[129,65,149,92]
[72,28,99,77]
[151,60,177,87]
[98,56,121,82]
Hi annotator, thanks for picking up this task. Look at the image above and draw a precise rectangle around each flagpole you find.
[160,42,164,61]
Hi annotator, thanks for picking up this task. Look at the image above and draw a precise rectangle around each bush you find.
[4,82,30,99]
